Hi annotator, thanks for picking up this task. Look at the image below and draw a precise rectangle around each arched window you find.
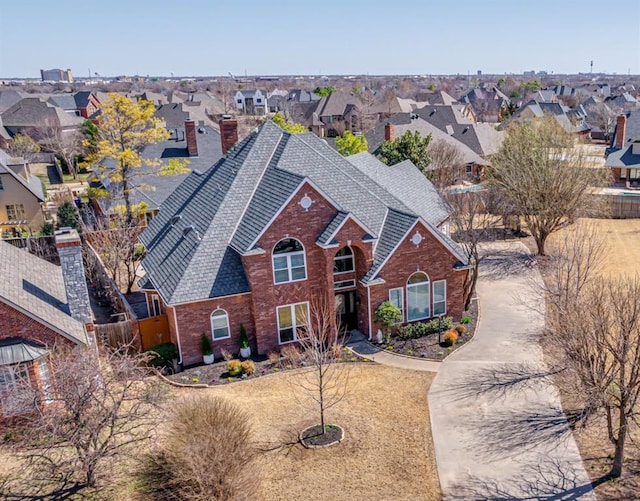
[272,238,306,284]
[407,272,430,321]
[210,309,230,340]
[333,246,354,274]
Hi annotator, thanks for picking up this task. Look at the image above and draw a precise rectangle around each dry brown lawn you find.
[207,364,439,501]
[0,364,440,501]
[541,217,640,499]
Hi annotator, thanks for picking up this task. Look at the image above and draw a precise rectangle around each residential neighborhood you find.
[1,2,640,500]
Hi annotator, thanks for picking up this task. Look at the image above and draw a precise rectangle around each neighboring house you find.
[0,97,83,137]
[606,92,639,111]
[155,102,216,128]
[365,116,490,180]
[307,91,363,137]
[93,120,224,220]
[0,91,25,114]
[458,87,510,123]
[287,89,321,103]
[606,112,640,186]
[234,90,267,115]
[413,105,505,157]
[501,100,591,135]
[0,149,45,234]
[47,91,101,119]
[0,229,91,417]
[138,121,469,366]
[531,90,558,103]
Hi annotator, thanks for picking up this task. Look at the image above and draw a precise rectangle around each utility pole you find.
[590,60,593,74]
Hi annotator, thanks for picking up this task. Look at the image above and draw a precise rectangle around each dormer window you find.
[333,246,354,274]
[273,238,306,284]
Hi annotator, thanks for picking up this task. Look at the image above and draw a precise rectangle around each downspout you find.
[171,306,183,366]
[367,285,372,340]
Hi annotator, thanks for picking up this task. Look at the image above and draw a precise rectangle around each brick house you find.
[139,121,469,367]
[0,229,92,417]
[606,112,640,186]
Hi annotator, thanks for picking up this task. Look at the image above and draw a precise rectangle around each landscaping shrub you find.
[227,359,242,377]
[146,342,176,368]
[455,325,466,334]
[397,317,453,339]
[241,360,255,375]
[280,344,301,366]
[443,330,459,346]
[375,301,402,334]
[461,316,471,324]
[220,348,233,361]
[138,394,257,501]
[267,351,280,364]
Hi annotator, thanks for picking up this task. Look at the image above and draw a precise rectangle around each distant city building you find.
[40,68,73,82]
[523,70,536,77]
[477,70,482,76]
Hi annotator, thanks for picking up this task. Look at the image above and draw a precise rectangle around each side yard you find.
[0,364,440,501]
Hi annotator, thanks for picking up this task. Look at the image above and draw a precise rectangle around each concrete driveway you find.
[428,241,596,500]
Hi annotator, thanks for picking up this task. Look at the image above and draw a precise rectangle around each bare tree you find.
[6,133,41,163]
[427,139,467,189]
[586,101,622,140]
[84,215,144,294]
[34,118,85,179]
[538,224,640,478]
[10,345,162,491]
[294,298,350,435]
[488,117,610,255]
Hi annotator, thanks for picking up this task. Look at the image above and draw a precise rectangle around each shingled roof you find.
[0,242,88,346]
[140,121,465,305]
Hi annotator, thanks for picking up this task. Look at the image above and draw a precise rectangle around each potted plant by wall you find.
[201,333,214,365]
[239,324,251,359]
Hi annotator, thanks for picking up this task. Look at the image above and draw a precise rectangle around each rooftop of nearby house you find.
[1,97,83,128]
[0,241,88,345]
[606,111,640,168]
[365,113,489,166]
[155,102,216,128]
[0,149,45,202]
[313,91,362,118]
[97,124,223,214]
[140,121,466,306]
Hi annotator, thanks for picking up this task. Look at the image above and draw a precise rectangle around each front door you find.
[335,291,358,332]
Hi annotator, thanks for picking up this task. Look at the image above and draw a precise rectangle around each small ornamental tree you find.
[271,112,307,133]
[377,130,432,173]
[375,301,402,335]
[335,130,368,156]
[56,200,81,231]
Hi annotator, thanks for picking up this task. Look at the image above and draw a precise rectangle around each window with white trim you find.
[6,204,25,221]
[389,287,404,323]
[433,280,447,316]
[0,364,32,416]
[333,246,354,274]
[210,309,230,340]
[407,272,430,321]
[273,238,306,284]
[277,302,309,344]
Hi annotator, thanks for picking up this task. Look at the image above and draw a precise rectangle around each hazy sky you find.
[1,0,639,78]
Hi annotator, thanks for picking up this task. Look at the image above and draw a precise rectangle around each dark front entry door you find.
[335,291,358,331]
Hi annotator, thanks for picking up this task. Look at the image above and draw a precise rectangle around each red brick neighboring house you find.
[139,121,469,367]
[0,229,92,417]
[606,112,640,186]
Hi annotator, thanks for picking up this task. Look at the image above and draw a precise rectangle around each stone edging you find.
[299,424,344,449]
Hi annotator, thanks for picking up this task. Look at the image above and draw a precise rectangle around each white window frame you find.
[334,279,356,291]
[0,363,32,416]
[333,246,355,275]
[276,301,309,344]
[272,238,307,284]
[210,309,231,340]
[6,204,25,221]
[407,272,430,322]
[433,280,447,316]
[388,287,404,323]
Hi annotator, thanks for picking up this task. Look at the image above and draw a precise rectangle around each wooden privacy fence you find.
[138,314,171,351]
[95,320,135,348]
[596,193,640,219]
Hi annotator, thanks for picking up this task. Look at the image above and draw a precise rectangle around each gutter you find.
[171,306,183,366]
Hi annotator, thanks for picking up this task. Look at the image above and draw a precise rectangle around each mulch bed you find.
[167,347,370,386]
[381,300,478,360]
[300,424,344,448]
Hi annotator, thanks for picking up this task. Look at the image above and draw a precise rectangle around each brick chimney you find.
[615,114,627,149]
[184,120,198,156]
[219,115,239,155]
[55,228,92,325]
[384,123,394,142]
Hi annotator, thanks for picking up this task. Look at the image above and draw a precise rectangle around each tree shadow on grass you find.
[479,247,536,281]
[0,473,86,501]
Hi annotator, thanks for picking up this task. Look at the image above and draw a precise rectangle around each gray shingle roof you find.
[0,150,45,202]
[0,338,50,366]
[0,241,88,345]
[346,153,450,226]
[141,121,467,304]
[317,211,349,246]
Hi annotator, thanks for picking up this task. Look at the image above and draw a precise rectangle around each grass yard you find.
[542,217,640,499]
[0,364,440,501]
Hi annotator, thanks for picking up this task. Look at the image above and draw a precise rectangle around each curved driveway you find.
[428,242,596,500]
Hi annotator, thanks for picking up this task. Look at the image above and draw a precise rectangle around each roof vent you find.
[170,214,182,226]
[182,225,201,241]
[193,169,202,175]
